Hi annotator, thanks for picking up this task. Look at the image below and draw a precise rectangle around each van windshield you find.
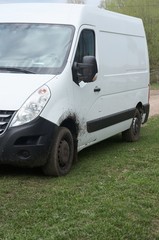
[0,23,74,74]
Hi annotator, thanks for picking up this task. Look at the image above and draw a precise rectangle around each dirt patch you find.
[150,90,159,117]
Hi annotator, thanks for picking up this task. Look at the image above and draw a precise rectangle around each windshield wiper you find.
[0,67,36,74]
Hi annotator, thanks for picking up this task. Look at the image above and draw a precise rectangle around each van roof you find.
[0,3,145,36]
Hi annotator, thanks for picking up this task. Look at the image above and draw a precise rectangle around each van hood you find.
[0,74,55,110]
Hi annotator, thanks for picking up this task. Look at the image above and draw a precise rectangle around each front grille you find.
[0,110,15,135]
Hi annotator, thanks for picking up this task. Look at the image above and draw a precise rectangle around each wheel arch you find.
[136,102,143,113]
[136,102,147,123]
[60,115,79,139]
[60,114,79,161]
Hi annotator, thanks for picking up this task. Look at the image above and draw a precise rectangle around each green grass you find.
[0,117,159,240]
[150,82,159,90]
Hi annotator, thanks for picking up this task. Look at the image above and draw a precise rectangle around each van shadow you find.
[0,165,43,178]
[0,134,123,177]
[78,133,124,160]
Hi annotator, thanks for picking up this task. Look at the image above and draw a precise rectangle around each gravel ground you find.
[150,90,159,117]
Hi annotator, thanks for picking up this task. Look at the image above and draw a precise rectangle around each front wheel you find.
[42,127,74,177]
[122,109,141,142]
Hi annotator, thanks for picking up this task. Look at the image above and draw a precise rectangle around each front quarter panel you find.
[41,69,75,126]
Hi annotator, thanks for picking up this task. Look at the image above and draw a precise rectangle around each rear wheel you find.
[122,109,141,142]
[42,127,74,176]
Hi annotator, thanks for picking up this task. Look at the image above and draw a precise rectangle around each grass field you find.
[0,116,159,240]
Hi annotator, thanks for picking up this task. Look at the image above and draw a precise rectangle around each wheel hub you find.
[58,140,70,166]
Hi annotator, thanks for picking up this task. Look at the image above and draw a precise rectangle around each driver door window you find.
[72,29,95,84]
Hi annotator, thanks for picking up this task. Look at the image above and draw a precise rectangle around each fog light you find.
[17,150,31,160]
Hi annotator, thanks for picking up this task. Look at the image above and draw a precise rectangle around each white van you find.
[0,3,149,176]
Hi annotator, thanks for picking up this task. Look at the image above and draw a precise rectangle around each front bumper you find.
[0,117,58,167]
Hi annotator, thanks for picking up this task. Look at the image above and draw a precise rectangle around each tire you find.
[122,109,141,142]
[42,127,74,177]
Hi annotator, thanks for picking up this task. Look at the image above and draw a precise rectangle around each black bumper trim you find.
[0,117,58,167]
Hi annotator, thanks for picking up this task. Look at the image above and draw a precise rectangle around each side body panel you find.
[68,19,149,151]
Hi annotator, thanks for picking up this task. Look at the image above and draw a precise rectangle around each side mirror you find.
[73,56,98,83]
[82,56,98,83]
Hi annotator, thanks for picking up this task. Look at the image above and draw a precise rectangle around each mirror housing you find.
[73,56,98,83]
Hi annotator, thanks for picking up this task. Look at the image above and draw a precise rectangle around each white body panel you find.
[0,74,54,110]
[0,3,150,152]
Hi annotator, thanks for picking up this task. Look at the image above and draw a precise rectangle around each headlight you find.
[10,85,51,127]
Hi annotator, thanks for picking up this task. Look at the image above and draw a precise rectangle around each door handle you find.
[94,87,101,92]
